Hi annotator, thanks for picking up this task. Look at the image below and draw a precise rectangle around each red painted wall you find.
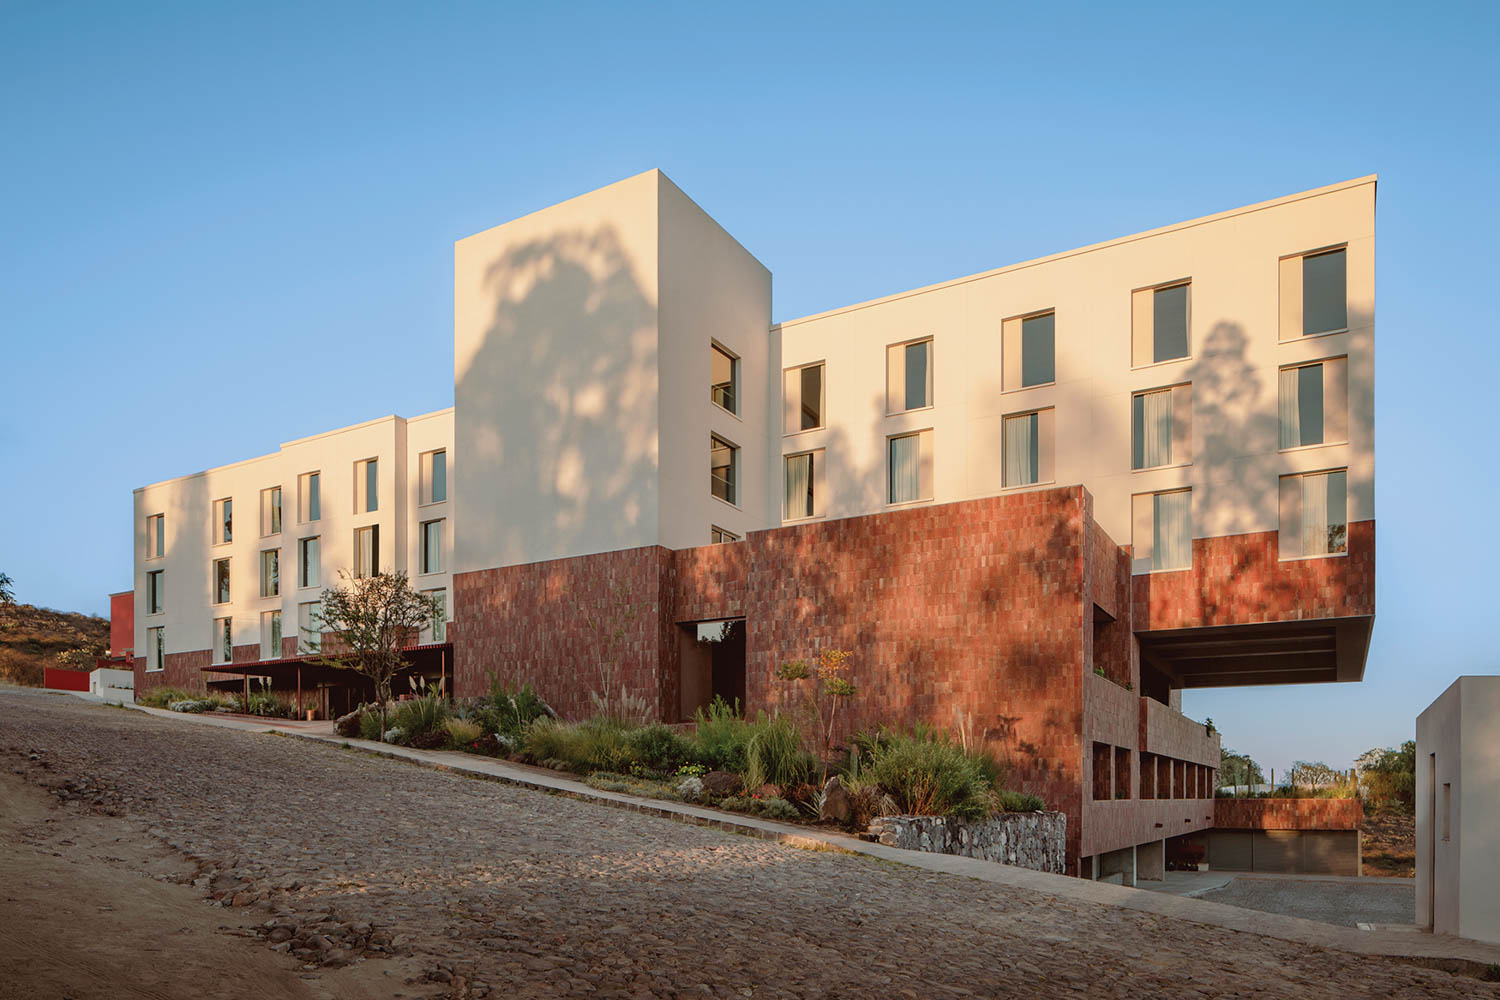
[109,590,134,658]
[43,667,90,691]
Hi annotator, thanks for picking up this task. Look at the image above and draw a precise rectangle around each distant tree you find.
[0,572,14,606]
[1360,739,1416,814]
[314,571,442,741]
[1219,748,1265,790]
[1286,760,1339,788]
[57,642,106,669]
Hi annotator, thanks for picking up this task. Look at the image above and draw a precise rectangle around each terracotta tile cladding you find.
[1214,797,1363,831]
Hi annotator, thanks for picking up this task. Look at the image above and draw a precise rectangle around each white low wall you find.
[90,668,135,705]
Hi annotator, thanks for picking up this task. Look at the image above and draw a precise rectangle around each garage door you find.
[1210,831,1253,871]
[1302,831,1358,875]
[1252,830,1302,873]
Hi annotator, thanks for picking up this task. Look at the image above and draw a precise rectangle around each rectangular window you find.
[783,362,824,434]
[146,626,164,671]
[1115,747,1132,799]
[260,549,279,597]
[260,486,282,536]
[886,338,932,413]
[298,601,322,653]
[146,513,164,559]
[420,449,447,505]
[213,558,231,605]
[1132,490,1192,573]
[355,458,378,513]
[1279,469,1348,558]
[711,343,739,414]
[1281,247,1348,339]
[423,589,447,644]
[146,570,164,615]
[783,450,824,520]
[1020,312,1055,387]
[355,525,380,578]
[1279,358,1348,449]
[299,472,321,523]
[1132,384,1193,470]
[260,610,281,660]
[1133,283,1191,366]
[214,616,232,664]
[887,430,933,504]
[1442,782,1451,842]
[214,498,233,544]
[298,537,320,589]
[421,520,444,574]
[710,435,738,505]
[710,525,739,544]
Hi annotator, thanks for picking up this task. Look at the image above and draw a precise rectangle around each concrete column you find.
[1138,839,1166,881]
[1098,846,1138,887]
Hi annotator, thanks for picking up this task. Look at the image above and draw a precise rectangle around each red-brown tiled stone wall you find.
[1133,521,1375,630]
[1214,797,1362,831]
[134,648,212,695]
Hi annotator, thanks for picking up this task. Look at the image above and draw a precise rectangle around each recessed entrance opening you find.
[678,618,745,721]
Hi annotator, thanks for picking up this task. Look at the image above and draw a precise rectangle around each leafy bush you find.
[691,697,754,772]
[866,730,992,820]
[392,693,449,738]
[358,710,384,742]
[994,789,1045,812]
[521,717,636,773]
[473,675,553,737]
[444,717,483,747]
[718,795,800,822]
[746,714,813,790]
[584,771,681,800]
[628,724,693,773]
[138,686,195,708]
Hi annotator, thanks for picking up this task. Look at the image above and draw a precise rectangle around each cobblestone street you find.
[1,693,1492,999]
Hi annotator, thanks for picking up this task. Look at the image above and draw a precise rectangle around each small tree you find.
[776,648,857,757]
[1219,747,1265,791]
[314,571,441,740]
[57,642,106,670]
[0,572,14,606]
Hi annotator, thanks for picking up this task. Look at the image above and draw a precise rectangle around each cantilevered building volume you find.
[128,170,1376,875]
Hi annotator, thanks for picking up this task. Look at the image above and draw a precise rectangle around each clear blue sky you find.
[3,2,1496,776]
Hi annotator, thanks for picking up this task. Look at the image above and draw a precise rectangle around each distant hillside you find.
[0,603,112,686]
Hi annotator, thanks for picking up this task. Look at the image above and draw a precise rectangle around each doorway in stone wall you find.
[678,618,746,721]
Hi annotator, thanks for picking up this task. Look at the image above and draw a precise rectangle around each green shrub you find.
[746,714,812,789]
[717,794,800,822]
[358,710,384,742]
[444,717,483,747]
[628,724,692,773]
[867,730,992,819]
[692,697,754,772]
[583,771,681,800]
[138,686,194,708]
[392,693,449,738]
[994,789,1045,812]
[479,675,552,737]
[521,717,637,773]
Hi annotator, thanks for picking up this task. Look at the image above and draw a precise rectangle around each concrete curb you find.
[100,697,1500,973]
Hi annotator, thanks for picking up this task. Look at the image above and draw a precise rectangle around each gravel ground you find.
[1200,876,1416,928]
[1,693,1493,999]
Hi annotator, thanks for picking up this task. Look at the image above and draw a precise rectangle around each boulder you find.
[334,710,363,738]
[753,783,782,799]
[701,770,743,799]
[819,776,852,824]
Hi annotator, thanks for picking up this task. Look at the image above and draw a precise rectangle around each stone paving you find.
[2,693,1496,999]
[1200,876,1417,928]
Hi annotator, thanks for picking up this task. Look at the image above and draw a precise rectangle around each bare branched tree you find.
[314,570,442,740]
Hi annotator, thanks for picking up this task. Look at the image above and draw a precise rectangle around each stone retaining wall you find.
[867,812,1067,874]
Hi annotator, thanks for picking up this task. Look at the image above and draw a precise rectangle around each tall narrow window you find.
[299,472,321,522]
[355,459,378,513]
[710,525,740,544]
[1152,491,1192,571]
[421,450,448,505]
[260,610,281,660]
[146,570,164,615]
[423,589,447,643]
[260,487,282,536]
[1004,413,1039,487]
[710,435,738,505]
[299,537,320,589]
[1279,469,1348,558]
[213,558,231,605]
[1020,312,1055,387]
[1302,248,1347,336]
[147,626,164,671]
[355,526,379,578]
[421,520,444,574]
[887,431,933,504]
[260,549,279,597]
[711,343,739,414]
[886,339,932,413]
[1147,283,1190,363]
[214,617,232,664]
[146,514,164,559]
[783,363,824,433]
[783,452,816,520]
[298,601,322,653]
[1279,358,1347,449]
[214,498,233,544]
[1132,385,1192,469]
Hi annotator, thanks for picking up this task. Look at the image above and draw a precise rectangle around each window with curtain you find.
[1152,491,1192,571]
[1301,470,1348,556]
[424,589,447,643]
[261,610,281,660]
[1152,284,1189,362]
[259,486,281,535]
[421,520,444,573]
[1279,363,1325,448]
[421,450,447,504]
[298,601,321,653]
[1132,389,1174,469]
[1004,412,1040,487]
[356,459,379,513]
[213,558,230,604]
[300,472,321,522]
[299,537,320,588]
[888,433,923,503]
[260,549,279,597]
[1020,313,1055,387]
[215,498,233,544]
[215,617,232,663]
[784,453,815,519]
[146,570,164,614]
[147,627,164,670]
[710,435,738,504]
[888,340,932,412]
[711,343,739,414]
[355,526,379,578]
[146,514,164,558]
[1302,248,1347,336]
